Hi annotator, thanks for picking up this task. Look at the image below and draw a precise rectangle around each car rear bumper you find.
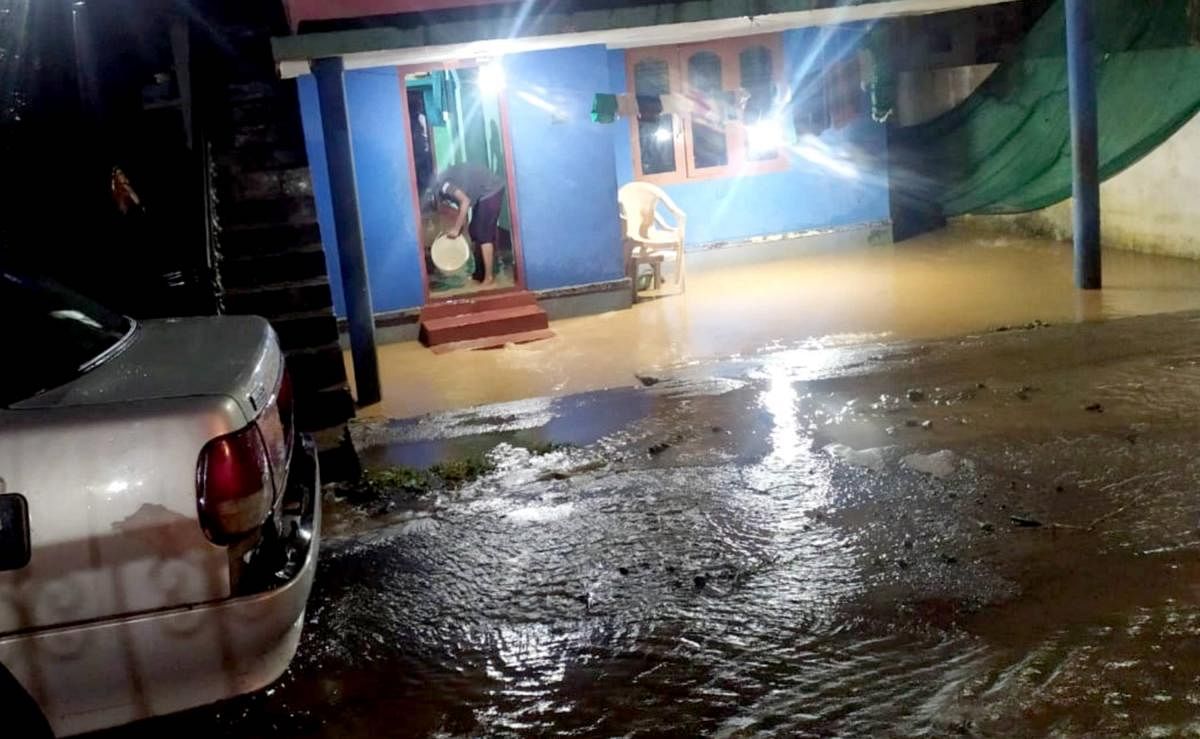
[0,436,321,737]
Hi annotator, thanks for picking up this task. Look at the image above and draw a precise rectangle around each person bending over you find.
[427,164,506,286]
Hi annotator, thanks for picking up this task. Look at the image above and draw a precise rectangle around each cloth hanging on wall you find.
[591,93,619,123]
[891,0,1200,216]
[861,25,894,123]
[635,94,664,121]
[590,90,750,124]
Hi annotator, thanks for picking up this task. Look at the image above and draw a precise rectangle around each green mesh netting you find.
[891,0,1200,217]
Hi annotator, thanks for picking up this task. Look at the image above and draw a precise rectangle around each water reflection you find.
[122,309,1200,738]
[359,225,1200,419]
[759,362,801,470]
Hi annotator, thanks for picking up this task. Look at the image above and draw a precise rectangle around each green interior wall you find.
[406,69,509,229]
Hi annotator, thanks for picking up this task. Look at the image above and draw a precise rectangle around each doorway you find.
[403,64,521,300]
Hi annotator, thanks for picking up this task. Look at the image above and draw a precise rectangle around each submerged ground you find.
[357,226,1200,418]
[101,308,1200,737]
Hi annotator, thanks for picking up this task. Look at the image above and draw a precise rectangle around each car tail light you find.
[196,425,272,544]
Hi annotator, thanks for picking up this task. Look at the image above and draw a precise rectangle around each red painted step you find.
[418,291,551,348]
[420,291,537,321]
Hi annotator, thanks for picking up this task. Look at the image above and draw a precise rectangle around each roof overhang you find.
[274,0,1013,78]
[285,0,512,32]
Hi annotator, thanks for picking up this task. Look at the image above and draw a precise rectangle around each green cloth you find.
[865,25,895,123]
[591,93,618,124]
[891,0,1200,216]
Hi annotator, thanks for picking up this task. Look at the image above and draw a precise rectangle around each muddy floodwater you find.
[358,226,1200,419]
[105,310,1200,738]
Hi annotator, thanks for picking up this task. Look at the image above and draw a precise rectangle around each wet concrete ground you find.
[357,226,1200,418]
[104,309,1200,737]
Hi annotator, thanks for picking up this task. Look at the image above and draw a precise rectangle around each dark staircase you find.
[204,13,356,472]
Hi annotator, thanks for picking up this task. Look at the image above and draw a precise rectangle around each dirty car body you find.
[0,272,320,736]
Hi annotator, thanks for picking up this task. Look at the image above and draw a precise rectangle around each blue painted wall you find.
[298,69,424,316]
[298,27,887,318]
[608,24,890,248]
[503,45,625,291]
[298,45,625,315]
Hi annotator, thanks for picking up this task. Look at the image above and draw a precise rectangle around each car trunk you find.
[11,317,281,420]
[0,316,284,633]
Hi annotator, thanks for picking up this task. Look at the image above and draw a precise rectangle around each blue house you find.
[274,0,922,357]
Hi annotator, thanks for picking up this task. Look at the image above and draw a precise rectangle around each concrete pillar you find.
[1066,0,1101,290]
[312,57,381,406]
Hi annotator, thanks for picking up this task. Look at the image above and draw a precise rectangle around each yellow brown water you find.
[350,226,1200,419]
[120,309,1200,737]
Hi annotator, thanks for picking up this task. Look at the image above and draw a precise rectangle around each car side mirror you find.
[0,494,31,571]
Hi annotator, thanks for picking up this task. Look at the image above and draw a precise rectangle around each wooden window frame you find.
[627,34,787,185]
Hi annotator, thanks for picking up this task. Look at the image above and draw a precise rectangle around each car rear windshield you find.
[1,271,134,406]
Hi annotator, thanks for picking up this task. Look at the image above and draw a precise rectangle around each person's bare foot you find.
[480,277,495,287]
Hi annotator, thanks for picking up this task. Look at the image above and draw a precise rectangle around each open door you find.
[401,64,523,301]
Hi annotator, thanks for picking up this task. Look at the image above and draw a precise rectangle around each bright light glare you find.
[50,309,102,329]
[516,90,561,116]
[478,60,506,96]
[653,126,672,143]
[746,118,786,154]
[792,135,859,180]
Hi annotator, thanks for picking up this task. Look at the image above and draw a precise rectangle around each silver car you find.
[0,271,320,736]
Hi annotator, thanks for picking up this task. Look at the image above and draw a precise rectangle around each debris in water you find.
[526,441,574,455]
[904,419,922,428]
[1085,402,1104,413]
[901,450,959,479]
[906,389,926,402]
[693,575,708,589]
[618,567,630,576]
[536,459,607,482]
[648,442,672,456]
[823,443,887,472]
[920,420,933,430]
[1010,515,1044,528]
[977,520,995,532]
[636,374,662,387]
[349,455,496,501]
[647,376,747,397]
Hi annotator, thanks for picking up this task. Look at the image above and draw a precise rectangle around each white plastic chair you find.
[618,181,687,294]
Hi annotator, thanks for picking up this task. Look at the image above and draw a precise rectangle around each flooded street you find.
[101,309,1200,738]
[360,226,1200,418]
